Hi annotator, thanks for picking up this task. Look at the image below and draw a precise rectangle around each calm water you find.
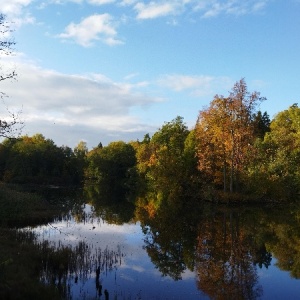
[22,191,300,300]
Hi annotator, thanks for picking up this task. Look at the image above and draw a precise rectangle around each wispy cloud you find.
[158,74,232,96]
[1,0,270,44]
[87,0,115,5]
[196,0,269,18]
[120,0,138,6]
[130,0,268,20]
[58,14,123,46]
[134,2,178,19]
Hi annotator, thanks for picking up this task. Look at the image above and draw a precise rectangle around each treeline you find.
[0,79,299,202]
[0,134,87,185]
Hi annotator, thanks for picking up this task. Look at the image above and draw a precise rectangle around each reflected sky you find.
[258,258,300,300]
[27,204,208,300]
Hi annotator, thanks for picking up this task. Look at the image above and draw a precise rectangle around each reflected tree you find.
[136,188,203,280]
[262,203,300,279]
[84,183,135,224]
[195,208,263,299]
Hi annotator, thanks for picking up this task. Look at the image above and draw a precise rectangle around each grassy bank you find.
[0,183,62,227]
[0,183,65,299]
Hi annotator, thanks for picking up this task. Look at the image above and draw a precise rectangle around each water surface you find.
[22,191,300,300]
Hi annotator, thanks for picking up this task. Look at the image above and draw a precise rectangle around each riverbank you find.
[0,183,62,227]
[0,183,65,299]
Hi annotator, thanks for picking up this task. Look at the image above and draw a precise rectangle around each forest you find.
[0,78,299,203]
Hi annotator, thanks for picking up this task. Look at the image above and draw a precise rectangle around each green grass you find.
[0,183,67,299]
[0,183,60,227]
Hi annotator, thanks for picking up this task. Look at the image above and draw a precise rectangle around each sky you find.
[0,0,299,149]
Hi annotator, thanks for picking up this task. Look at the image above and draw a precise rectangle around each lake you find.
[20,187,300,299]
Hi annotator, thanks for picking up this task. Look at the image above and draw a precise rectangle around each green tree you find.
[74,141,88,158]
[73,141,88,183]
[0,134,84,185]
[86,141,137,198]
[134,116,202,206]
[249,104,300,200]
[147,116,190,192]
[5,134,60,183]
[253,111,270,139]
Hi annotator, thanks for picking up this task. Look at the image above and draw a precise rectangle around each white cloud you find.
[128,0,268,20]
[252,1,268,12]
[196,0,269,18]
[158,74,232,97]
[123,73,140,81]
[58,14,123,46]
[0,57,160,147]
[87,0,115,4]
[120,0,138,6]
[0,0,33,16]
[0,0,35,30]
[159,74,214,91]
[134,2,178,19]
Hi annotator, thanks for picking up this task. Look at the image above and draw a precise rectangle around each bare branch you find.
[0,14,22,138]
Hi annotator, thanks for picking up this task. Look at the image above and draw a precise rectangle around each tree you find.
[251,104,300,199]
[147,116,190,192]
[86,141,137,198]
[0,134,83,185]
[195,79,265,193]
[0,14,22,138]
[252,111,270,139]
[74,141,88,158]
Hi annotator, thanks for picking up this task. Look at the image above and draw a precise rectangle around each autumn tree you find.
[195,79,265,193]
[0,14,22,138]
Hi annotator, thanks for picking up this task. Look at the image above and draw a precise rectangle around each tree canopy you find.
[195,78,265,193]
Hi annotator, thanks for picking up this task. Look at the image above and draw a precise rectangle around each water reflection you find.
[84,183,135,224]
[136,189,203,281]
[17,186,300,299]
[195,209,263,299]
[22,204,125,299]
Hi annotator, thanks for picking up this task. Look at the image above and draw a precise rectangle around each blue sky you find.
[0,0,299,148]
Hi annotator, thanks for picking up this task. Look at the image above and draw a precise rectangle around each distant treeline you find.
[1,79,300,202]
